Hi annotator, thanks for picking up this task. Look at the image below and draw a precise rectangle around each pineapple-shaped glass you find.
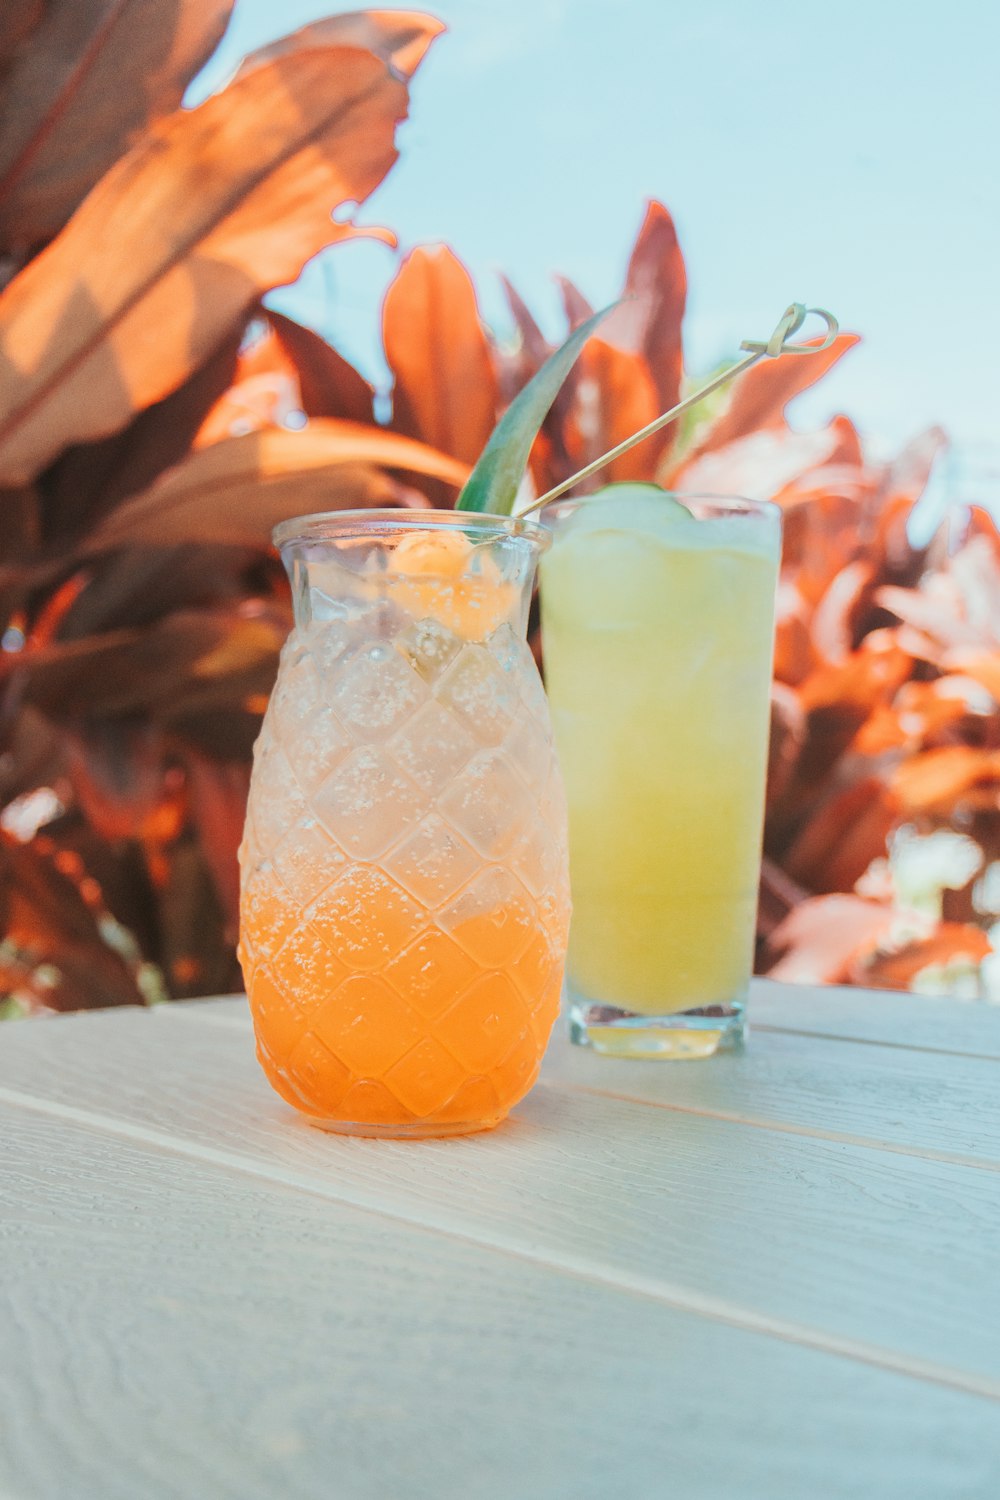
[239,510,570,1137]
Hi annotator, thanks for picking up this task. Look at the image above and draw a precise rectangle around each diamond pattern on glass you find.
[382,927,480,1019]
[503,715,552,793]
[483,621,520,674]
[271,922,350,1011]
[395,616,462,682]
[330,641,428,738]
[239,864,298,963]
[382,815,481,907]
[287,1030,351,1109]
[311,976,424,1074]
[438,866,537,968]
[509,927,560,1008]
[270,818,345,903]
[487,621,548,721]
[431,1074,501,1125]
[384,1037,469,1117]
[337,1078,416,1127]
[307,868,425,970]
[247,965,308,1053]
[437,750,533,860]
[285,706,353,793]
[301,616,354,673]
[488,1026,543,1103]
[251,742,308,851]
[240,530,571,1134]
[539,761,569,835]
[269,640,326,728]
[311,746,424,859]
[436,643,519,745]
[439,972,530,1073]
[386,699,478,796]
[508,819,565,900]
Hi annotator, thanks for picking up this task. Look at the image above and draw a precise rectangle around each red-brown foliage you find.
[1,8,994,1014]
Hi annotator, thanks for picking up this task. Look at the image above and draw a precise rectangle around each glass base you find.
[568,998,746,1059]
[301,1115,505,1139]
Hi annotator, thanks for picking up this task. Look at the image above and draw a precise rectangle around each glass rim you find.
[541,490,781,524]
[272,507,550,552]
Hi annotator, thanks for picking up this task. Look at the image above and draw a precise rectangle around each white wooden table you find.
[2,979,999,1500]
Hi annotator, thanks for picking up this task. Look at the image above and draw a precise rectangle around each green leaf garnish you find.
[456,302,619,515]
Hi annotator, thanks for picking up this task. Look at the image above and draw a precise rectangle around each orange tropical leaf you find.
[947,651,1000,702]
[0,3,44,67]
[961,506,1000,562]
[269,311,374,426]
[780,489,865,609]
[43,326,243,535]
[949,532,1000,644]
[194,374,300,450]
[236,9,444,83]
[799,632,913,716]
[563,338,660,483]
[799,632,913,714]
[772,605,814,686]
[49,545,255,642]
[849,925,992,991]
[874,583,976,653]
[182,751,250,935]
[757,855,810,939]
[0,40,433,482]
[27,569,89,645]
[767,683,805,806]
[194,329,302,449]
[878,425,947,505]
[891,745,1000,815]
[497,274,579,493]
[809,559,874,664]
[499,274,550,376]
[783,777,900,894]
[770,635,914,798]
[65,722,181,844]
[0,829,148,1009]
[383,245,500,465]
[196,315,375,445]
[853,680,978,755]
[765,894,896,984]
[687,332,860,457]
[0,0,236,253]
[772,461,869,515]
[867,493,930,594]
[82,422,466,552]
[12,608,283,719]
[671,418,858,502]
[0,704,62,808]
[556,275,594,329]
[602,200,686,462]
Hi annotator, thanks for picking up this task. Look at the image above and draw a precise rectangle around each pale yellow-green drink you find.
[539,486,780,1057]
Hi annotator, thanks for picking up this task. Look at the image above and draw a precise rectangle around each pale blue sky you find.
[194,0,1000,459]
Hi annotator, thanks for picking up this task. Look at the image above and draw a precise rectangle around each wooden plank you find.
[750,978,1000,1058]
[156,994,1000,1165]
[165,996,1000,1166]
[178,983,1000,1062]
[169,993,251,1026]
[543,1019,1000,1167]
[2,1103,998,1500]
[3,1008,999,1390]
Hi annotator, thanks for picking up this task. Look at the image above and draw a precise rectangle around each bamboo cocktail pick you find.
[517,303,839,517]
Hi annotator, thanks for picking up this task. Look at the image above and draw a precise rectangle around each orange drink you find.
[239,511,569,1136]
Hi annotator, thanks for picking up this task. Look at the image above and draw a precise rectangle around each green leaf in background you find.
[456,302,619,514]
